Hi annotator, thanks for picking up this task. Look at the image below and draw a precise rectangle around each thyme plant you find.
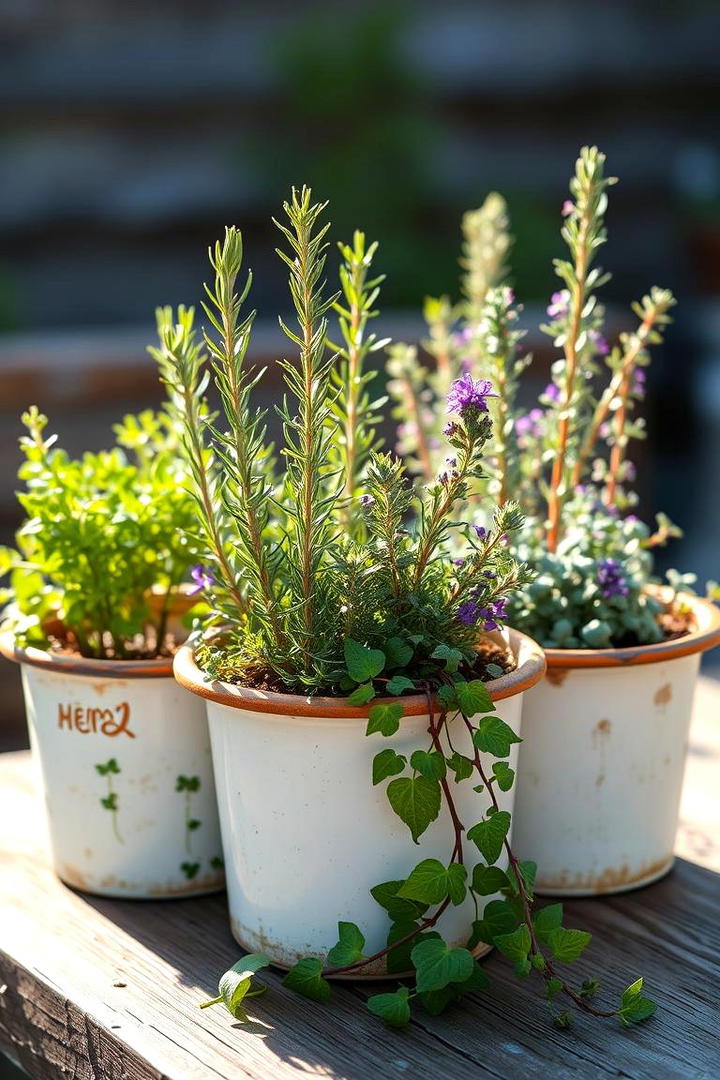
[156,188,653,1031]
[389,147,684,648]
[0,407,202,658]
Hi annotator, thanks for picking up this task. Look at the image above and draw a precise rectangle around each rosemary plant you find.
[390,147,684,649]
[156,187,653,1031]
[0,407,202,658]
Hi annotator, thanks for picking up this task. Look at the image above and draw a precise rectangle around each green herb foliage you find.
[387,147,686,648]
[0,407,202,658]
[155,187,530,692]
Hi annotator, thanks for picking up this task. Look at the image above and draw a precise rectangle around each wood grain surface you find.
[0,746,718,1080]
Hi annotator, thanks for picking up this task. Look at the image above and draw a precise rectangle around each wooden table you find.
[0,751,718,1080]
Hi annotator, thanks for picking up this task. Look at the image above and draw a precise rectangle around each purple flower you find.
[472,525,487,540]
[632,369,646,396]
[457,600,480,626]
[188,564,216,596]
[443,421,459,438]
[590,329,610,356]
[359,494,375,508]
[547,291,570,320]
[544,382,561,403]
[597,558,629,599]
[515,407,544,441]
[453,325,475,345]
[561,200,574,217]
[453,557,465,567]
[447,373,497,417]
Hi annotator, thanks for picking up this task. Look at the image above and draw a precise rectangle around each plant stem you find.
[571,306,659,487]
[460,713,615,1019]
[546,204,592,553]
[603,367,630,508]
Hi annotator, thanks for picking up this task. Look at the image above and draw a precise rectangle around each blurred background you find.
[1,0,719,749]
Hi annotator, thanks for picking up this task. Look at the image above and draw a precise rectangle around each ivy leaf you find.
[617,978,656,1026]
[467,811,511,864]
[344,639,385,683]
[545,927,591,964]
[491,762,515,792]
[398,859,449,904]
[456,680,494,717]
[201,954,270,1020]
[545,977,564,1000]
[367,986,411,1028]
[384,636,413,669]
[494,925,532,976]
[447,863,468,906]
[580,978,599,999]
[282,957,331,1002]
[385,922,440,975]
[533,903,564,944]
[437,684,458,710]
[326,922,366,967]
[370,880,428,922]
[411,938,474,992]
[446,751,474,782]
[387,776,441,843]
[410,749,446,780]
[372,748,406,786]
[473,716,522,758]
[386,675,415,696]
[513,860,537,898]
[366,702,403,737]
[430,644,464,672]
[348,682,376,706]
[471,864,511,895]
[418,962,490,1015]
[469,899,518,947]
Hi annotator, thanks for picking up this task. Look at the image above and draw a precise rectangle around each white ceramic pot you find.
[512,591,720,896]
[174,629,545,974]
[0,634,224,898]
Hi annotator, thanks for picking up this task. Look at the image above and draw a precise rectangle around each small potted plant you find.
[0,407,224,898]
[388,147,720,896]
[164,190,653,1031]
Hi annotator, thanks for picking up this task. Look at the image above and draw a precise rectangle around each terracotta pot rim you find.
[0,631,173,679]
[543,589,720,670]
[172,626,546,718]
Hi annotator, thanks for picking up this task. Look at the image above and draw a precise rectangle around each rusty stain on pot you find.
[231,918,492,980]
[545,668,569,687]
[654,682,673,707]
[146,872,225,897]
[536,854,672,894]
[595,773,605,788]
[58,865,224,897]
[91,682,109,696]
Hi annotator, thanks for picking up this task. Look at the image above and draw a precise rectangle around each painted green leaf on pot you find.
[367,986,411,1028]
[372,748,406,786]
[473,716,522,758]
[283,957,331,1002]
[467,810,511,863]
[387,776,442,843]
[326,922,366,967]
[366,702,403,737]
[344,638,385,683]
[411,938,475,993]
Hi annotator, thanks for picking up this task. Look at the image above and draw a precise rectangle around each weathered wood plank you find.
[0,750,717,1080]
